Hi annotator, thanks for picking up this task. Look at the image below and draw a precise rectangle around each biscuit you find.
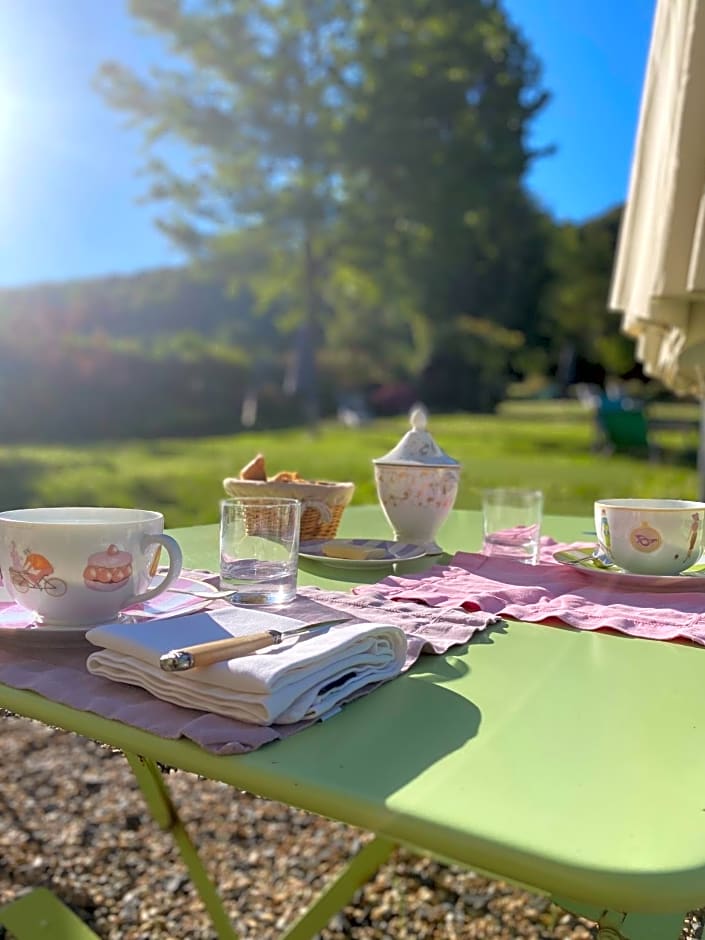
[271,470,305,482]
[240,454,267,481]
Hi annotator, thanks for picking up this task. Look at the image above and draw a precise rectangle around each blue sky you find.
[0,0,654,289]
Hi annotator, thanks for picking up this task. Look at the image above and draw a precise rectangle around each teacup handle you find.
[131,534,183,605]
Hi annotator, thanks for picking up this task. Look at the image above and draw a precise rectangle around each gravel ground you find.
[0,716,701,940]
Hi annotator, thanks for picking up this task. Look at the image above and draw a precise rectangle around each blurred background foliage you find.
[0,0,665,445]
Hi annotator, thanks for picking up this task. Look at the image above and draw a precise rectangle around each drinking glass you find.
[482,488,543,565]
[219,497,301,604]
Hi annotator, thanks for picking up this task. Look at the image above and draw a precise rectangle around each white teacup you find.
[0,507,183,626]
[594,498,705,576]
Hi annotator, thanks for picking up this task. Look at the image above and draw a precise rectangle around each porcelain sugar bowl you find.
[373,407,461,555]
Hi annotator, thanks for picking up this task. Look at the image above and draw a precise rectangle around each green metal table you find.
[1,507,703,940]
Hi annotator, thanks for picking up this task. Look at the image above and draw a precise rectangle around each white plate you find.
[553,547,705,589]
[0,576,219,643]
[299,538,426,569]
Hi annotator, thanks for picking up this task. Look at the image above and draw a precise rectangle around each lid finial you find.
[409,405,428,432]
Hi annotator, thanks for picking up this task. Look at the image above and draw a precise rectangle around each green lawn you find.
[0,404,700,528]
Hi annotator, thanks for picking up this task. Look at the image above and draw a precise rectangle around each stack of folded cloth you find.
[85,607,407,726]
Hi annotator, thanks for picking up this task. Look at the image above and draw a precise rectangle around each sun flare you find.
[0,87,21,156]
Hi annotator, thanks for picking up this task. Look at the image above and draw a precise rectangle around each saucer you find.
[299,538,426,569]
[0,576,219,643]
[553,547,705,589]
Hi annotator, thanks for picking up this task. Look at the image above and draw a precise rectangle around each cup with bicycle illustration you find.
[0,507,182,627]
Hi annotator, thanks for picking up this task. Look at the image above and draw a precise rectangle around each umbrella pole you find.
[699,398,705,501]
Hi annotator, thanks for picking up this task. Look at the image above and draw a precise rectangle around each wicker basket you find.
[222,478,355,541]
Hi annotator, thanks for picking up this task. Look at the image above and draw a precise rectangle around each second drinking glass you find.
[481,488,543,565]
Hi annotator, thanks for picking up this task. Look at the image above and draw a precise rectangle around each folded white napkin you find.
[85,607,407,725]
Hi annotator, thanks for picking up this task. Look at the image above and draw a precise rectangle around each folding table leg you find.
[279,836,396,940]
[124,751,239,940]
[0,886,100,938]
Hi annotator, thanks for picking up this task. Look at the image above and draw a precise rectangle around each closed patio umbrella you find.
[610,0,705,494]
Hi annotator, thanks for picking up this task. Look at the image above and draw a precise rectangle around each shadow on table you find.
[332,676,483,798]
[411,620,508,681]
[351,620,512,793]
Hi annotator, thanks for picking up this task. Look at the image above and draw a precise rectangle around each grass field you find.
[0,401,701,528]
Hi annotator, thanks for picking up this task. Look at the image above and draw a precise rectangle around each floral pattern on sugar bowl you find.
[373,407,461,555]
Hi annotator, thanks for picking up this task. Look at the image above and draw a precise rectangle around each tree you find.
[97,0,551,418]
[538,206,637,388]
[338,0,552,407]
[97,0,363,425]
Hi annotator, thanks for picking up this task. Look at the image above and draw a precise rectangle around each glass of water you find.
[481,488,543,565]
[219,497,301,604]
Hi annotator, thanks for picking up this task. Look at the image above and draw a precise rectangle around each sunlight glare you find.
[0,86,22,171]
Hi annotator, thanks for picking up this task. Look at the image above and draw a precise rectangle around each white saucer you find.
[300,538,426,569]
[0,576,218,642]
[553,547,705,589]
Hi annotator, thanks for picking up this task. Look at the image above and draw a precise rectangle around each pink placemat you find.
[353,537,705,646]
[0,571,498,755]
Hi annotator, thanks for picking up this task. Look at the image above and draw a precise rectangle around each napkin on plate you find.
[85,607,407,725]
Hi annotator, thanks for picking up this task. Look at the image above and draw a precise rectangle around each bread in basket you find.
[223,455,355,541]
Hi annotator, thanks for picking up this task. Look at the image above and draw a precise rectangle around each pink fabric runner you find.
[0,571,497,755]
[353,537,705,646]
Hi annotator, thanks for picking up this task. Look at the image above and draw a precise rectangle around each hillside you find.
[0,267,254,342]
[0,267,303,443]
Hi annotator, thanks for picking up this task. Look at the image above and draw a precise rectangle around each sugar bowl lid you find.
[373,406,460,467]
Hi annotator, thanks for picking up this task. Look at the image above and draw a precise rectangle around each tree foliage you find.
[539,206,638,387]
[342,0,550,329]
[95,0,553,414]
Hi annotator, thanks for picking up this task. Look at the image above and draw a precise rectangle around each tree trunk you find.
[300,225,320,431]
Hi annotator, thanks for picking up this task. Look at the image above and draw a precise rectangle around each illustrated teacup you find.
[594,498,705,576]
[0,507,183,627]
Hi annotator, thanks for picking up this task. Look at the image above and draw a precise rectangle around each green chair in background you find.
[595,404,657,459]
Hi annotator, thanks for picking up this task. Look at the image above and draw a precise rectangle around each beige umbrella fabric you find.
[610,0,705,398]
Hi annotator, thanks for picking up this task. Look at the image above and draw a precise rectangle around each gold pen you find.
[159,618,349,672]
